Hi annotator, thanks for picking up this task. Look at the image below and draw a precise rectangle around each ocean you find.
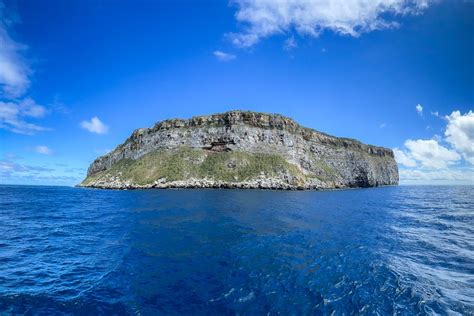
[0,185,473,314]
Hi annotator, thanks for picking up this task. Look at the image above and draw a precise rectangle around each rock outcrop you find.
[79,110,398,190]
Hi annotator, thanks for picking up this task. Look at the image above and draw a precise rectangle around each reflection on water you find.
[0,185,473,314]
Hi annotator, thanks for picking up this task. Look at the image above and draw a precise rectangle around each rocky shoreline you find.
[79,175,336,190]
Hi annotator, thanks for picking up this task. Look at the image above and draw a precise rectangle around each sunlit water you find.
[0,185,473,314]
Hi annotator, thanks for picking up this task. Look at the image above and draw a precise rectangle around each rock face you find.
[80,111,398,190]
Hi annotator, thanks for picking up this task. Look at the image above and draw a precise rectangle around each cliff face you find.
[80,111,398,190]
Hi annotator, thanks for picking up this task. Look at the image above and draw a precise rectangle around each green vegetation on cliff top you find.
[82,147,339,186]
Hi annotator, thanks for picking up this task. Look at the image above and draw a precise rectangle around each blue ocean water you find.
[0,185,473,315]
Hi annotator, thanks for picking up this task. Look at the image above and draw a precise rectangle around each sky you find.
[0,0,473,186]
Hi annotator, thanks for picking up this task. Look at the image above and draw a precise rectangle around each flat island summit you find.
[80,111,399,190]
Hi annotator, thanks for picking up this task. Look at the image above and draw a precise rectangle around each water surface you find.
[0,185,473,314]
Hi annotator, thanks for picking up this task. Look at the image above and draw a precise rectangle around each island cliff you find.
[79,111,399,190]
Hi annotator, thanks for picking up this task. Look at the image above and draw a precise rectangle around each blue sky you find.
[0,0,473,186]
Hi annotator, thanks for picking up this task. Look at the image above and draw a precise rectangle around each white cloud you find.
[0,98,49,134]
[394,139,461,170]
[35,145,52,155]
[213,50,236,62]
[393,148,417,167]
[416,104,423,115]
[394,109,474,184]
[399,168,474,185]
[0,1,51,135]
[379,123,387,128]
[228,0,433,47]
[80,116,108,134]
[445,110,474,165]
[404,139,460,169]
[0,2,31,98]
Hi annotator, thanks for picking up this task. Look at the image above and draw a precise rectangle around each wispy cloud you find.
[0,98,49,134]
[400,168,474,185]
[213,50,236,62]
[0,171,80,185]
[0,2,31,98]
[430,110,439,117]
[228,0,434,48]
[64,167,86,173]
[284,36,297,51]
[80,116,108,134]
[0,158,53,176]
[35,145,52,155]
[0,155,82,186]
[0,1,52,134]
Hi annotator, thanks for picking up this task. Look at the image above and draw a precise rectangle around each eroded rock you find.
[79,110,398,190]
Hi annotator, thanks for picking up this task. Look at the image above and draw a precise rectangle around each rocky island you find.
[79,111,399,190]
